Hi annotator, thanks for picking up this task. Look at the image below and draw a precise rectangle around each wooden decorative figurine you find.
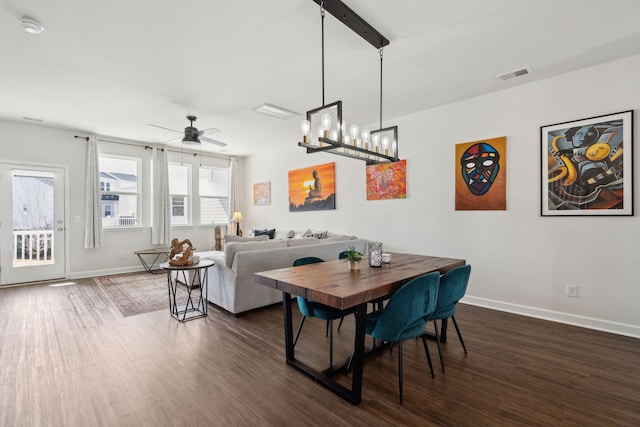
[169,238,194,266]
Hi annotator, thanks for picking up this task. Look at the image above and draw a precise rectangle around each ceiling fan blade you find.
[147,123,183,133]
[197,127,221,137]
[166,136,183,144]
[200,136,227,147]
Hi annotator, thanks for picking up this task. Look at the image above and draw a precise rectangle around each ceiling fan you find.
[148,115,227,147]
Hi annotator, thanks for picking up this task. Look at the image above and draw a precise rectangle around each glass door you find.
[0,163,66,285]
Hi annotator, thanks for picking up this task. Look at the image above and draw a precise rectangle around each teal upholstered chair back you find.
[367,272,440,342]
[293,256,325,266]
[338,251,361,260]
[431,265,471,320]
[293,257,325,317]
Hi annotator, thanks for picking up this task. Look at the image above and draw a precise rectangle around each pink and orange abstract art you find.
[366,159,407,200]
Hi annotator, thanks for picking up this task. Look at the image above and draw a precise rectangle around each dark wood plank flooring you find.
[1,278,638,426]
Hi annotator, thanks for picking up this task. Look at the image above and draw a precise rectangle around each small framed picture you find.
[253,182,271,206]
[540,110,633,216]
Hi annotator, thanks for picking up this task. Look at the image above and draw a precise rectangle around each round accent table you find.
[160,259,214,322]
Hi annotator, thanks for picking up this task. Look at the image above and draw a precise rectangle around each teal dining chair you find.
[426,264,471,373]
[365,272,440,403]
[293,256,355,369]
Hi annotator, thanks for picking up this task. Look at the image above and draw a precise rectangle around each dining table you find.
[253,252,466,405]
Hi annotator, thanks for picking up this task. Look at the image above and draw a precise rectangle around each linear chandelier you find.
[298,0,399,165]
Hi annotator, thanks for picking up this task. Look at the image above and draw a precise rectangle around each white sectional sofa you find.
[196,235,367,315]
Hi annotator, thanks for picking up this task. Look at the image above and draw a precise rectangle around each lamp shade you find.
[231,211,243,222]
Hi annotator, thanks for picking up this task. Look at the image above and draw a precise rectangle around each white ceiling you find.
[2,0,640,156]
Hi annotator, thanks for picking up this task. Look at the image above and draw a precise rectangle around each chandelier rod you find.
[321,2,325,106]
[379,47,383,130]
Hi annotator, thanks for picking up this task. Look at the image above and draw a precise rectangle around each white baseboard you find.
[461,296,640,339]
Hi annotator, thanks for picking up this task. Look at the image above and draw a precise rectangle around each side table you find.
[160,259,214,322]
[135,248,171,274]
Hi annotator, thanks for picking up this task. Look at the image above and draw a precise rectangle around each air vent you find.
[497,66,533,81]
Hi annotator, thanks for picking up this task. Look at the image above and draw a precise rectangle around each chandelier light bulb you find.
[320,113,332,131]
[372,133,381,153]
[382,136,390,155]
[361,129,370,143]
[330,129,339,141]
[301,120,311,143]
[349,124,359,144]
[318,125,325,145]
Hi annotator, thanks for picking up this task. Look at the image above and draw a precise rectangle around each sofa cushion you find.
[224,239,288,268]
[224,234,269,243]
[322,235,355,242]
[274,229,295,240]
[287,238,324,247]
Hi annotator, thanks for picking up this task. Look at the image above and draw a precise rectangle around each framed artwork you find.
[366,159,406,200]
[288,162,336,211]
[253,182,271,206]
[455,136,507,210]
[541,110,633,216]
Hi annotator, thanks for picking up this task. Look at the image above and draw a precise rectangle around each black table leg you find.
[281,293,365,405]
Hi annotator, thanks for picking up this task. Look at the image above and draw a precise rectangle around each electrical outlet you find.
[566,284,578,298]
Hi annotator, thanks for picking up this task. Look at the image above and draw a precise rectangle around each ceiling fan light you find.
[182,134,200,144]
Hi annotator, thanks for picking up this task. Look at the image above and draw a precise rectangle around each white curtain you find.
[83,135,103,249]
[151,147,171,245]
[228,157,239,231]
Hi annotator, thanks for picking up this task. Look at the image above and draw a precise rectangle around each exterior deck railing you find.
[13,230,54,262]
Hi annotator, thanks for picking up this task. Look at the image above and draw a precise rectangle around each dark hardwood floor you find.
[1,277,638,426]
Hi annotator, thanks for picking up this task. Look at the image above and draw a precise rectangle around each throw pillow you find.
[254,228,276,239]
[302,229,328,239]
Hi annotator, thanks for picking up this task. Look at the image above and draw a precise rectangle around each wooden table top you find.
[254,253,465,310]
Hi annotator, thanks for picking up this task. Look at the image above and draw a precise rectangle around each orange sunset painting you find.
[288,162,336,211]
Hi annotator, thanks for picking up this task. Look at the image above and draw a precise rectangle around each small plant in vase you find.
[343,245,362,271]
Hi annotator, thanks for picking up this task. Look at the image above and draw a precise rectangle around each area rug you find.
[95,271,189,317]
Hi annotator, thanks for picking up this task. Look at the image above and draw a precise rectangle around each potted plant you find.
[343,245,362,271]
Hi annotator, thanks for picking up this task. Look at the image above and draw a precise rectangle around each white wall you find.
[0,121,226,277]
[240,55,640,337]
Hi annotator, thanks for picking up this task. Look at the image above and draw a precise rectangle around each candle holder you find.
[368,241,382,267]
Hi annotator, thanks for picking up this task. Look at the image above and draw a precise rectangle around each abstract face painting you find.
[455,137,506,210]
[461,143,500,196]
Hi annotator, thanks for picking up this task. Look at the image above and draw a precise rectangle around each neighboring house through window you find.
[99,155,140,227]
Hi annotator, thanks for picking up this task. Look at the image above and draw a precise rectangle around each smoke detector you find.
[497,66,533,81]
[21,17,44,34]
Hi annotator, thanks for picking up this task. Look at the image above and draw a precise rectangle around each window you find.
[169,163,190,225]
[199,166,229,224]
[99,155,140,227]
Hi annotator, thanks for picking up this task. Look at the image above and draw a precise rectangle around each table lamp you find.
[231,211,243,236]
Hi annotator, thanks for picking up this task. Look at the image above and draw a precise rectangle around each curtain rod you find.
[73,135,232,161]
